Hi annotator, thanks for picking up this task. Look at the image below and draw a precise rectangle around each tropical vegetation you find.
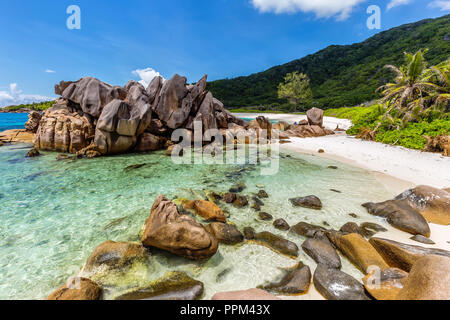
[277,72,312,113]
[1,101,54,112]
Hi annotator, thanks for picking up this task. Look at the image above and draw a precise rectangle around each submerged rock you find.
[369,237,450,272]
[273,219,290,231]
[252,232,299,258]
[212,288,281,301]
[362,199,430,237]
[141,195,218,260]
[302,238,341,270]
[233,195,249,208]
[181,200,227,222]
[26,148,41,158]
[243,227,256,240]
[205,223,244,245]
[290,195,322,210]
[290,221,326,238]
[363,268,408,300]
[258,212,273,221]
[223,193,236,204]
[394,185,450,225]
[257,190,269,198]
[313,264,370,300]
[47,277,102,300]
[83,241,149,273]
[327,232,389,274]
[114,271,204,300]
[259,262,311,295]
[396,255,450,300]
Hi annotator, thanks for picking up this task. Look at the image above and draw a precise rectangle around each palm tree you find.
[378,50,449,125]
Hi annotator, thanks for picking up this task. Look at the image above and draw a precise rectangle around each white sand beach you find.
[234,113,450,190]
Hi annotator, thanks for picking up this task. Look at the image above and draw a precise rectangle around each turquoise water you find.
[241,117,279,124]
[0,143,392,300]
[0,113,29,131]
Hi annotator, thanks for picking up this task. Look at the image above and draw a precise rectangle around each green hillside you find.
[207,14,450,111]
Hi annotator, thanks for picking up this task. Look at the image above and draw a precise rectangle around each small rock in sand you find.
[409,235,436,245]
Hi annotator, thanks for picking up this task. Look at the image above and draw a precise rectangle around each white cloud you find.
[249,0,367,20]
[132,68,165,87]
[0,83,54,107]
[45,69,56,73]
[387,0,413,10]
[428,0,450,11]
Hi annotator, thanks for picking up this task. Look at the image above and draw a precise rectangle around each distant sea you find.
[0,113,29,131]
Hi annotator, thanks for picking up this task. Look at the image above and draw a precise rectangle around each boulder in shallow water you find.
[259,262,311,295]
[26,148,41,158]
[83,241,149,273]
[205,223,244,245]
[313,264,371,300]
[362,199,430,237]
[233,195,249,208]
[363,267,408,300]
[182,200,227,222]
[258,212,273,221]
[47,277,102,300]
[290,195,322,210]
[252,231,299,258]
[394,185,450,225]
[360,222,388,238]
[290,221,326,238]
[302,238,341,270]
[369,237,450,272]
[114,271,204,300]
[141,195,218,260]
[327,231,389,274]
[223,193,237,204]
[243,227,256,240]
[273,219,290,231]
[396,255,450,300]
[212,288,281,301]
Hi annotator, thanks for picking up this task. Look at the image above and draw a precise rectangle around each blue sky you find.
[0,0,449,106]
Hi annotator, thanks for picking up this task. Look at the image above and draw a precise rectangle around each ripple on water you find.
[0,143,391,299]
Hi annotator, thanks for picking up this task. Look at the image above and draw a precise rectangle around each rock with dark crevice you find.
[302,238,341,270]
[253,231,299,257]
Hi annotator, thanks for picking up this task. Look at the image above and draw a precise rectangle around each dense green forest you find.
[207,14,450,111]
[1,101,54,112]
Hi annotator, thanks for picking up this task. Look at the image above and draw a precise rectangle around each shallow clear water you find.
[0,113,29,131]
[0,143,392,300]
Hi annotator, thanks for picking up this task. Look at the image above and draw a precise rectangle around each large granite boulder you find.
[25,111,42,133]
[313,264,371,300]
[0,129,35,144]
[47,277,102,300]
[35,100,95,153]
[141,195,218,260]
[362,199,430,237]
[396,255,450,300]
[55,77,127,118]
[327,232,389,274]
[36,74,245,156]
[369,237,450,272]
[290,221,326,238]
[306,107,324,127]
[394,185,450,225]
